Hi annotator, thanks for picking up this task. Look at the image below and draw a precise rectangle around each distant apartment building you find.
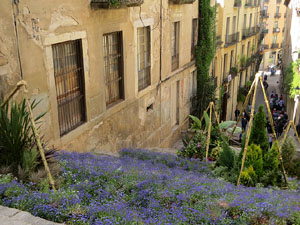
[213,0,262,121]
[282,0,300,123]
[261,0,286,69]
[0,0,199,154]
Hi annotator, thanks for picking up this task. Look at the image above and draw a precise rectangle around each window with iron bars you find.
[52,39,86,136]
[103,31,124,106]
[137,26,151,91]
[191,18,198,60]
[172,21,180,71]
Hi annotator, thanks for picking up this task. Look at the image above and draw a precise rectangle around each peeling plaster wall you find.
[0,1,21,100]
[1,0,198,154]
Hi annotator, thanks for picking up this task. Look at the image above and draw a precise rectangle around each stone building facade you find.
[213,0,261,121]
[0,0,198,154]
[261,0,286,69]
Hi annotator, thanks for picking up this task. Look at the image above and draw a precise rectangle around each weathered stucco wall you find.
[0,0,198,154]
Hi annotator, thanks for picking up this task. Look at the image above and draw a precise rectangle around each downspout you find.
[11,0,23,80]
[159,0,163,145]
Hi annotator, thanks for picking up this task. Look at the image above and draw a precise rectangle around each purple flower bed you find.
[0,149,300,224]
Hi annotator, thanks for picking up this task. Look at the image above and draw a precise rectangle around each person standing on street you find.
[242,117,248,131]
[234,107,240,121]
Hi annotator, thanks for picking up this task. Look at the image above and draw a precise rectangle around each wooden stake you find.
[260,76,288,187]
[291,121,300,147]
[25,98,56,190]
[229,79,256,140]
[259,77,277,140]
[237,76,259,186]
[205,102,212,162]
[212,102,220,125]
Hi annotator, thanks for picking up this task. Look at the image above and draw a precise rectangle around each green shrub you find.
[263,141,280,171]
[244,144,263,178]
[240,166,257,187]
[217,141,235,169]
[249,105,269,155]
[281,137,297,176]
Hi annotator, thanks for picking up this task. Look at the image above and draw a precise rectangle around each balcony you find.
[276,0,282,3]
[274,13,281,18]
[234,0,242,7]
[264,0,269,3]
[245,1,252,7]
[262,28,269,34]
[169,0,196,4]
[225,32,239,47]
[216,35,223,47]
[91,0,144,8]
[262,12,269,18]
[283,27,285,32]
[262,44,269,49]
[242,27,256,39]
[273,27,280,33]
[284,13,287,17]
[271,43,279,49]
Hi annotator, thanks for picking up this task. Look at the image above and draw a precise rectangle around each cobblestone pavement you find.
[0,205,62,225]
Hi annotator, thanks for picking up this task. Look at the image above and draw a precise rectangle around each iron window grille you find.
[171,21,180,71]
[137,26,151,91]
[52,39,86,136]
[103,31,124,106]
[191,18,198,60]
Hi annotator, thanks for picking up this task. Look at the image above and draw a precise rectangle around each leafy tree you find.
[249,105,269,155]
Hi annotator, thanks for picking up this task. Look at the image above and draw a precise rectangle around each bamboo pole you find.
[259,77,277,141]
[200,105,210,123]
[205,102,212,162]
[229,79,256,140]
[278,120,291,187]
[237,76,259,186]
[259,76,288,186]
[21,85,56,191]
[1,80,27,107]
[25,98,56,190]
[212,102,220,125]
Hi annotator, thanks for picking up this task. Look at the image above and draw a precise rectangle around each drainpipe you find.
[11,0,23,80]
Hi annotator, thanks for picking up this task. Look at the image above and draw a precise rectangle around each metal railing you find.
[274,13,281,18]
[225,32,239,46]
[262,28,269,33]
[216,35,223,46]
[273,27,280,33]
[262,44,269,49]
[271,43,279,49]
[169,0,196,4]
[234,0,241,7]
[242,27,257,39]
[91,0,144,8]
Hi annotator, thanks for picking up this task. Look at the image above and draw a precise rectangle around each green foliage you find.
[244,144,263,178]
[283,62,300,98]
[0,98,48,181]
[195,0,216,117]
[249,105,269,155]
[281,137,296,176]
[263,141,280,171]
[281,137,300,178]
[177,130,207,159]
[189,115,202,131]
[240,165,257,187]
[217,141,235,170]
[261,141,282,186]
[240,55,247,70]
[229,67,238,75]
[237,81,252,103]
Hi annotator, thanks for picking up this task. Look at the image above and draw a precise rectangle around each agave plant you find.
[0,98,46,179]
